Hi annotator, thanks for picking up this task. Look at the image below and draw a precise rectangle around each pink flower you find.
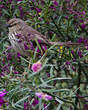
[31,61,42,72]
[0,90,7,97]
[35,92,43,98]
[44,94,53,101]
[0,90,8,107]
[35,92,52,101]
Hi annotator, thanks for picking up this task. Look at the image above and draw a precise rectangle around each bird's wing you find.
[21,25,49,44]
[20,24,81,47]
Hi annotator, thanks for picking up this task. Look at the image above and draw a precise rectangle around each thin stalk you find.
[74,62,81,110]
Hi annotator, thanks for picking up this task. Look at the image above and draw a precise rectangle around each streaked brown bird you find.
[7,18,80,56]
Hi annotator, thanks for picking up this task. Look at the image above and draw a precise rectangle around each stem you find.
[74,62,81,110]
[50,16,65,40]
[42,90,79,110]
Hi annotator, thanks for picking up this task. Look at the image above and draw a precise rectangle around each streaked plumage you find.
[7,18,80,56]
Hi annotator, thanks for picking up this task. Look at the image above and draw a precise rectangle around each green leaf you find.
[2,9,10,16]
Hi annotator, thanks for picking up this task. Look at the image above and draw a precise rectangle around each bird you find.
[7,18,80,56]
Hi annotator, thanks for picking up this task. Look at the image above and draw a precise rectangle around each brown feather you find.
[7,18,81,56]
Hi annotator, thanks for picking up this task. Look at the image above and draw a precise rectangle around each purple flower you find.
[16,33,22,38]
[53,0,58,6]
[38,17,43,21]
[65,16,68,19]
[24,42,29,50]
[2,65,8,71]
[81,24,86,29]
[17,52,21,58]
[14,71,19,74]
[85,46,88,50]
[70,106,73,110]
[11,5,15,9]
[32,0,35,2]
[77,37,84,43]
[44,104,48,110]
[0,90,7,97]
[28,33,31,36]
[7,46,12,51]
[0,72,5,77]
[84,39,87,44]
[46,73,50,77]
[72,66,76,71]
[0,98,5,107]
[7,53,12,60]
[42,44,47,51]
[18,6,24,18]
[77,38,88,46]
[17,0,23,1]
[31,7,35,10]
[19,6,23,10]
[66,61,70,65]
[31,61,42,72]
[83,104,88,110]
[24,102,30,110]
[80,20,84,23]
[35,92,43,98]
[35,7,41,13]
[71,50,74,55]
[30,42,34,50]
[0,5,4,9]
[36,40,47,53]
[24,103,27,110]
[82,11,86,15]
[44,103,48,110]
[35,92,52,101]
[78,51,83,58]
[50,5,56,11]
[2,59,5,65]
[49,31,53,35]
[8,0,12,3]
[32,99,39,106]
[0,90,8,107]
[36,47,40,53]
[45,94,53,100]
[38,39,42,43]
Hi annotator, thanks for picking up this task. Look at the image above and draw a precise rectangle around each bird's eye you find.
[10,23,17,27]
[7,22,18,27]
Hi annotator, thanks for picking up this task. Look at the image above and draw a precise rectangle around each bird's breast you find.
[8,32,25,55]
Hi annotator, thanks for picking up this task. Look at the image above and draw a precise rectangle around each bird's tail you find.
[49,41,81,46]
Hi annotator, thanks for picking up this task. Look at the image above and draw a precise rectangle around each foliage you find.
[0,0,88,110]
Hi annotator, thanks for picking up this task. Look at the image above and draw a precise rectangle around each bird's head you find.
[7,18,26,31]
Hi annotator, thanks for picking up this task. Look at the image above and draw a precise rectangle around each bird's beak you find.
[5,23,11,28]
